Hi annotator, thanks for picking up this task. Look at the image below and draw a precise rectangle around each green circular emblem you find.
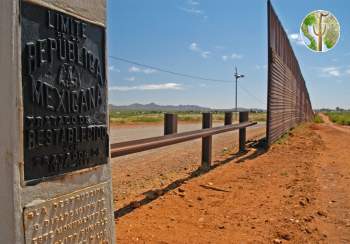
[300,10,340,52]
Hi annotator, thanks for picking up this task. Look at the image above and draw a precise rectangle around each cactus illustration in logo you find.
[300,10,340,52]
[313,12,328,51]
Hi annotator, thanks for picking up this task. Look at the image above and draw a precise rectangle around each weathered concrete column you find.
[0,0,115,243]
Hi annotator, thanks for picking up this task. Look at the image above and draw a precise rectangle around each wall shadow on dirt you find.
[114,137,267,219]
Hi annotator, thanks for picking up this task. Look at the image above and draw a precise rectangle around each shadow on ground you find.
[114,137,267,219]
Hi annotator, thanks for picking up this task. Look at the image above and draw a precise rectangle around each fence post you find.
[239,111,249,152]
[201,112,212,170]
[224,112,233,125]
[164,113,177,135]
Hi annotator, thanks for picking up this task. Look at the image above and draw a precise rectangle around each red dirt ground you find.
[111,125,265,209]
[114,117,350,243]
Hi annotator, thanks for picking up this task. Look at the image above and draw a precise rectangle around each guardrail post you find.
[201,112,212,170]
[224,112,232,125]
[164,113,178,135]
[239,111,249,152]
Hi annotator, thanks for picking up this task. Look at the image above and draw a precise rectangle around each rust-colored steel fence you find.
[267,1,313,146]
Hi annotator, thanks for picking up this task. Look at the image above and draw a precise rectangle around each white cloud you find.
[231,53,243,59]
[179,0,206,19]
[108,65,120,72]
[128,66,141,73]
[321,66,341,77]
[124,77,136,81]
[109,83,183,91]
[221,53,243,62]
[188,0,200,5]
[201,51,210,58]
[179,7,203,15]
[289,33,299,40]
[128,66,157,74]
[189,42,210,59]
[328,70,340,77]
[143,68,156,74]
[256,65,267,70]
[319,66,350,78]
[288,33,304,45]
[189,42,199,51]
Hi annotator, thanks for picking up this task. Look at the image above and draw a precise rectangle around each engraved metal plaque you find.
[21,2,108,183]
[23,182,112,244]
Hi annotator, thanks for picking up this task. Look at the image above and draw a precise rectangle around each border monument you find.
[0,0,115,243]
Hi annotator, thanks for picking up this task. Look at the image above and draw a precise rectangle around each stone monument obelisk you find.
[0,0,115,243]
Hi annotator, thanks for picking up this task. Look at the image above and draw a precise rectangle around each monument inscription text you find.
[23,182,112,243]
[21,2,108,183]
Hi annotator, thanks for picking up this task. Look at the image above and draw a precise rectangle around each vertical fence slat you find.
[267,1,313,146]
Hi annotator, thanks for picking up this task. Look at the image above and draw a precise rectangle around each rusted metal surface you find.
[239,112,249,151]
[164,113,178,135]
[201,113,213,169]
[224,112,233,125]
[110,121,257,158]
[267,1,313,146]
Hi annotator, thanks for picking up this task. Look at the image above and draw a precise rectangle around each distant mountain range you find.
[109,103,211,112]
[109,103,266,112]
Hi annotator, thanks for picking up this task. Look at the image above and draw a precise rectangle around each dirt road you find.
[110,122,261,143]
[115,118,350,243]
[111,123,266,209]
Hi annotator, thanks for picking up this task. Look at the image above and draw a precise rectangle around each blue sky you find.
[107,0,350,109]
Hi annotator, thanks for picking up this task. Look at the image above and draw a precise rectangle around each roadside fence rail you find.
[110,112,257,170]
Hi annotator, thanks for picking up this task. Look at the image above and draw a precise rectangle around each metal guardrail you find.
[267,0,313,146]
[110,112,257,169]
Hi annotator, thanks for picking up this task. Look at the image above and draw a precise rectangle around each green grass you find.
[326,112,350,126]
[109,111,267,125]
[275,132,290,145]
[313,114,324,124]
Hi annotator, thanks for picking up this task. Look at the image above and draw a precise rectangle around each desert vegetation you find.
[109,110,266,125]
[326,112,350,125]
[313,114,324,123]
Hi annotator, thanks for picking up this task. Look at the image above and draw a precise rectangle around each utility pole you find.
[233,66,245,112]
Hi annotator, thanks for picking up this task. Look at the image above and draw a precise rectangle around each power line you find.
[109,55,265,104]
[237,83,266,104]
[109,55,232,83]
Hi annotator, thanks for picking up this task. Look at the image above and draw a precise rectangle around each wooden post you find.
[164,113,178,135]
[201,112,212,170]
[239,111,249,152]
[224,112,233,125]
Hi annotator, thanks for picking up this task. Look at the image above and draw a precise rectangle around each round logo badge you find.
[300,10,340,52]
